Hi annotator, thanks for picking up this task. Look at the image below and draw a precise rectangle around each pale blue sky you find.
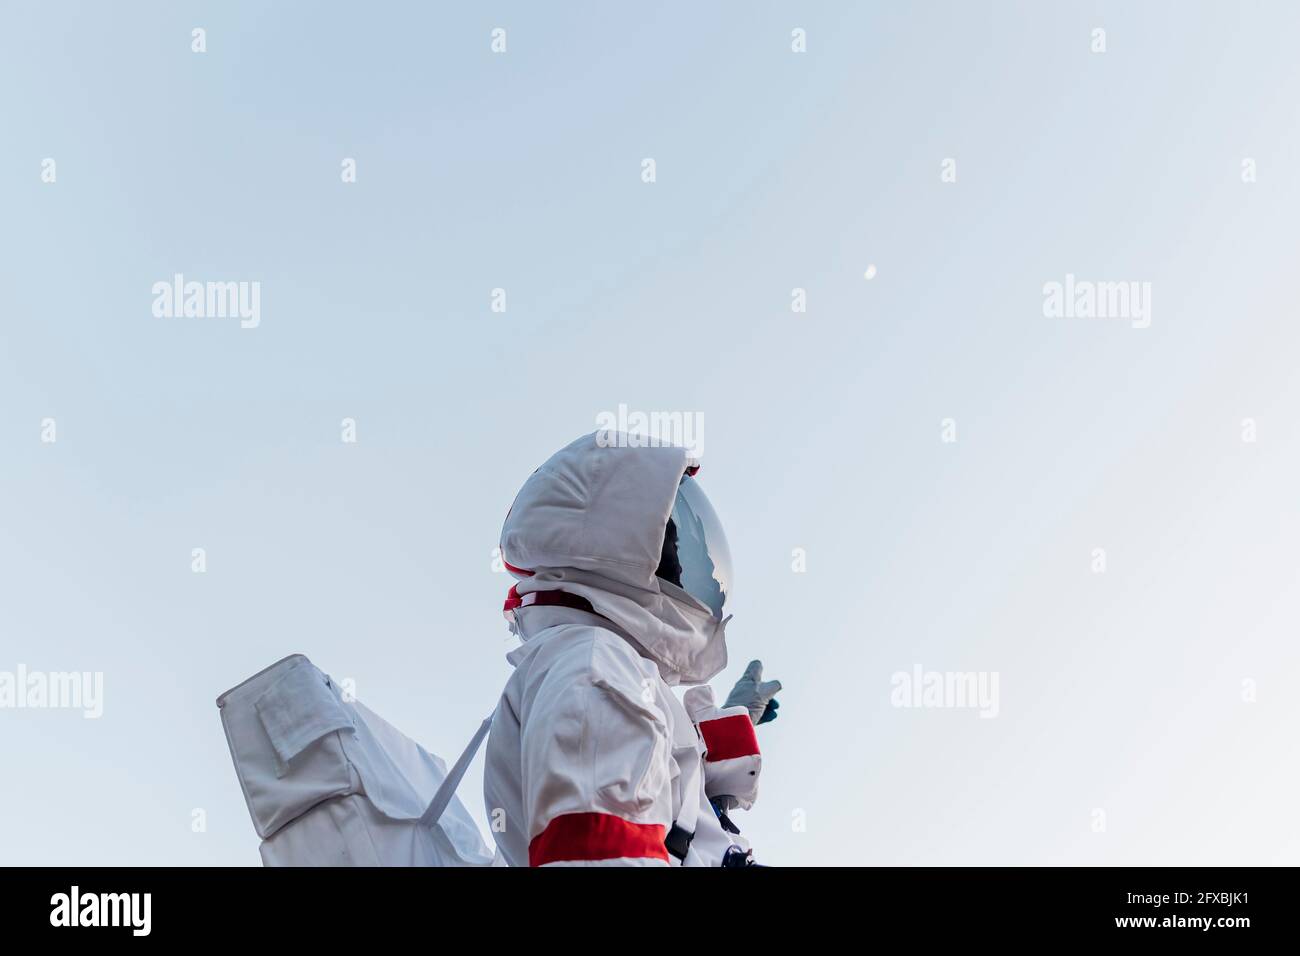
[2,1,1298,864]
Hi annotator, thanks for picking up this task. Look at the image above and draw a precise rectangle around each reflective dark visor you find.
[656,475,732,619]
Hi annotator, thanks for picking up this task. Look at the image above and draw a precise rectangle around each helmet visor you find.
[660,475,732,619]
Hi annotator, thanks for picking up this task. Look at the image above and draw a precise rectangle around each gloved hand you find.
[724,660,782,725]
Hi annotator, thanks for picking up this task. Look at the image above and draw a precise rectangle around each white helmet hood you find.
[499,431,729,685]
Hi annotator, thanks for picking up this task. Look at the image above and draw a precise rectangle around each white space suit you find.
[484,431,767,866]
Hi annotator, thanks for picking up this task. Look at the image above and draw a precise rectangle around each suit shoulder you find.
[529,624,659,698]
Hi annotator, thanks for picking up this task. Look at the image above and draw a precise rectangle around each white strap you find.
[418,714,494,829]
[671,748,703,839]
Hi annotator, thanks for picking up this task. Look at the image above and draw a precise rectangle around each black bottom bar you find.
[0,866,1280,942]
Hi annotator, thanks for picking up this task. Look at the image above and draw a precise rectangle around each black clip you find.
[664,823,695,861]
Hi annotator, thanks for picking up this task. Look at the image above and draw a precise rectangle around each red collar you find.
[503,585,595,616]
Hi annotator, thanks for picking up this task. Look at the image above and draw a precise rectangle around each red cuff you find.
[699,713,760,762]
[529,812,669,866]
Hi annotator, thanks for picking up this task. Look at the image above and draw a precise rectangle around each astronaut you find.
[483,431,781,866]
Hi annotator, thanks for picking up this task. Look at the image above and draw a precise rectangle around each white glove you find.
[724,659,782,725]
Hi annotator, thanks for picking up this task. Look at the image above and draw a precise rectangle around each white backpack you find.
[217,654,499,866]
